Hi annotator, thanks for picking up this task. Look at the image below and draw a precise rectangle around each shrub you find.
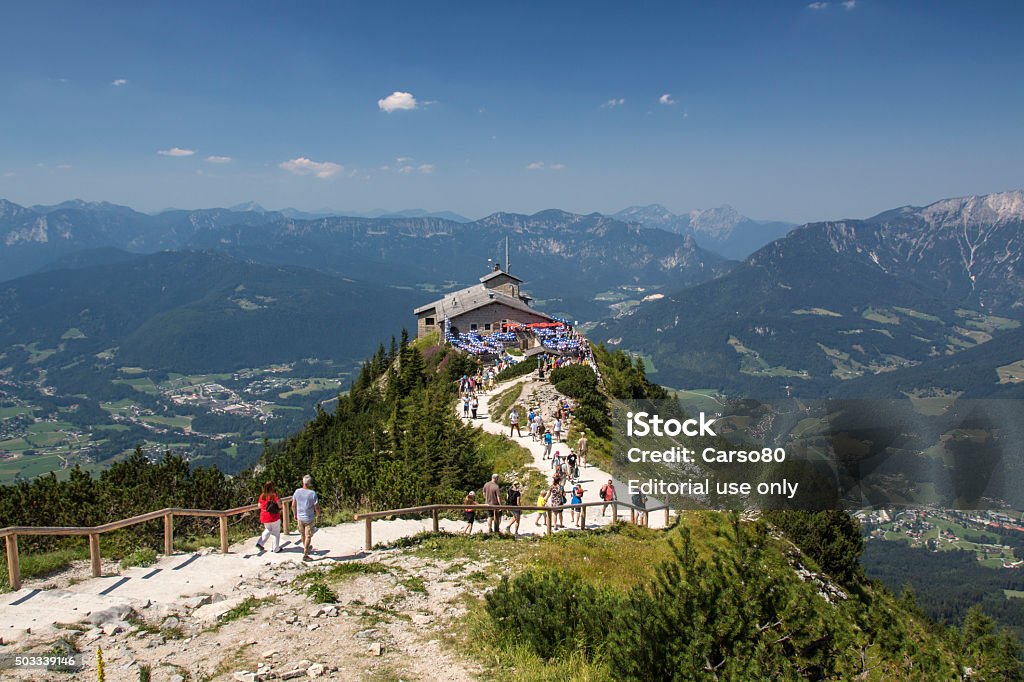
[485,568,617,660]
[496,360,537,382]
[549,365,598,399]
[763,510,864,588]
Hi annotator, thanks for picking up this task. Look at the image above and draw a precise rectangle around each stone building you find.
[414,265,553,338]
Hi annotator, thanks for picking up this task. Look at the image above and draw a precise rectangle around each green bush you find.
[549,364,598,399]
[119,548,158,570]
[485,568,617,660]
[495,360,537,382]
[763,510,864,588]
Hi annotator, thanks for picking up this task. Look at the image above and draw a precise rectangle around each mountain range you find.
[594,190,1024,397]
[0,200,729,321]
[612,204,796,259]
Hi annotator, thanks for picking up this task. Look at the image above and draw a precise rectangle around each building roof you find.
[414,282,550,321]
[479,269,523,284]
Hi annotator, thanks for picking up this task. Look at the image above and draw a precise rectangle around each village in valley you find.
[858,508,1024,568]
[0,362,350,483]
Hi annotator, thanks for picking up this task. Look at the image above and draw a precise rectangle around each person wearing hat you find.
[504,481,523,535]
[462,490,478,534]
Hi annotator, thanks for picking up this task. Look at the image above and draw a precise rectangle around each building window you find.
[484,323,492,331]
[470,323,478,331]
[425,317,435,326]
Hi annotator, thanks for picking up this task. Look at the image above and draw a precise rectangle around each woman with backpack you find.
[256,481,282,553]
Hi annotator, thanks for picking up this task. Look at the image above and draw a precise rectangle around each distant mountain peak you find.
[686,205,746,235]
[919,189,1024,226]
[229,201,268,214]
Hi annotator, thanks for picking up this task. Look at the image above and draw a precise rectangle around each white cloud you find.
[395,156,413,163]
[601,98,626,108]
[807,1,828,8]
[397,163,434,174]
[658,93,676,105]
[378,91,418,112]
[157,147,195,157]
[841,0,856,8]
[526,161,564,171]
[205,155,232,164]
[2,171,15,178]
[279,157,343,178]
[56,163,72,169]
[112,78,128,86]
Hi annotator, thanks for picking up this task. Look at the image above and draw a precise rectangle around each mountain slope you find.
[594,191,1024,396]
[0,250,414,372]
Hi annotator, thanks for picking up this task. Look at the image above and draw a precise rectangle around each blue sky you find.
[1,1,1022,222]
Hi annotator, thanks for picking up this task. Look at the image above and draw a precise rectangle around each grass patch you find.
[217,596,275,625]
[294,560,392,589]
[119,548,157,570]
[400,575,427,594]
[487,382,523,424]
[305,581,338,604]
[0,546,90,592]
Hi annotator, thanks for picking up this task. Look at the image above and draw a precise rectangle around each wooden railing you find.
[355,500,671,551]
[0,497,292,591]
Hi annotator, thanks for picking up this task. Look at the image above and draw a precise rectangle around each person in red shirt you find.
[256,481,282,553]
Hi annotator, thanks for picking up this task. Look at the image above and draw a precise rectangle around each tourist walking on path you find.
[566,450,579,482]
[534,488,549,528]
[504,481,523,535]
[600,479,616,516]
[509,407,522,437]
[462,491,478,534]
[293,475,321,561]
[462,395,470,419]
[549,477,566,529]
[554,416,563,443]
[544,431,553,460]
[570,482,584,528]
[483,474,502,533]
[471,394,479,419]
[632,490,648,526]
[577,430,589,468]
[256,481,282,553]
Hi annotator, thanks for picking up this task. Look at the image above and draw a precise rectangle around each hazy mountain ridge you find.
[612,203,796,259]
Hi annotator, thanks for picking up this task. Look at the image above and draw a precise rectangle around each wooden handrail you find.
[354,500,665,520]
[354,500,672,551]
[3,497,293,591]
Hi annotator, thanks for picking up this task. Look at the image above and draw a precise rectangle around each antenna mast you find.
[505,235,510,272]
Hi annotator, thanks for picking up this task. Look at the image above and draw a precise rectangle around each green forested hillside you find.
[0,250,414,372]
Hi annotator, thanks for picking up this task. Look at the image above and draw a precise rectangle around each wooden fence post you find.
[282,500,290,536]
[581,505,587,529]
[630,508,636,525]
[89,533,101,578]
[364,518,373,551]
[163,513,174,556]
[612,501,618,523]
[219,516,229,553]
[432,508,439,533]
[5,534,20,591]
[664,507,670,527]
[546,510,552,536]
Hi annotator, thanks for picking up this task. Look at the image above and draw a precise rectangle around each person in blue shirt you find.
[292,475,321,561]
